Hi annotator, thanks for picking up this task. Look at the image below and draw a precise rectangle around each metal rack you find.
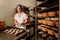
[36,0,59,40]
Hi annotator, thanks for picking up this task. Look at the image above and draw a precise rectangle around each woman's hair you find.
[16,4,23,13]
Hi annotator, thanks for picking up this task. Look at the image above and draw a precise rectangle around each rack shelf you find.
[29,15,35,18]
[37,30,58,39]
[37,17,59,21]
[37,5,59,13]
[38,23,59,28]
[37,0,59,7]
[37,24,58,32]
[36,0,59,40]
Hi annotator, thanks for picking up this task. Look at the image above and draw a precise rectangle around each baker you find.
[14,4,28,27]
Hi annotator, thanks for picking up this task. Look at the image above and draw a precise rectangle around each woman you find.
[14,4,28,27]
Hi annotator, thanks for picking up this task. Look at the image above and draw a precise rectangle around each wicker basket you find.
[42,20,48,25]
[38,20,42,23]
[47,20,55,26]
[41,27,47,32]
[48,11,57,17]
[42,13,48,17]
[47,29,55,36]
[37,13,43,17]
[55,21,59,27]
[54,33,58,38]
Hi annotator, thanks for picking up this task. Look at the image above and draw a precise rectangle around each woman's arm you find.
[14,19,18,26]
[22,19,28,25]
[24,19,28,24]
[22,13,28,25]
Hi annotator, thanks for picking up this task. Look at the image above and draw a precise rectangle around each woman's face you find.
[17,6,22,13]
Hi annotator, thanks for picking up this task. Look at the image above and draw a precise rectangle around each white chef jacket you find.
[14,12,28,24]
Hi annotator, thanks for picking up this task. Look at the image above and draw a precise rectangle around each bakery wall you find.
[0,0,35,26]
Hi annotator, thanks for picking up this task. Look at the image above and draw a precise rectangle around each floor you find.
[0,31,16,40]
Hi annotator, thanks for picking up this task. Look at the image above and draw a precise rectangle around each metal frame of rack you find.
[36,0,59,40]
